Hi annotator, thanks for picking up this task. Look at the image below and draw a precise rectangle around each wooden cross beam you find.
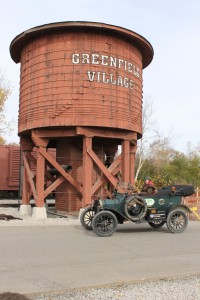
[44,176,65,198]
[87,148,124,193]
[39,147,83,195]
[91,155,121,195]
[23,152,38,200]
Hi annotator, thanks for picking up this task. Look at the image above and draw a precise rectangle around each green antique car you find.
[80,185,194,237]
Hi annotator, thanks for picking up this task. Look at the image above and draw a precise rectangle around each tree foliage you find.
[136,140,200,188]
[0,136,6,145]
[135,97,200,189]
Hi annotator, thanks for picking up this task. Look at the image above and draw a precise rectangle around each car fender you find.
[167,204,192,214]
[103,208,128,223]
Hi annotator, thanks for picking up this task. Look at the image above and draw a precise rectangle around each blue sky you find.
[1,0,200,152]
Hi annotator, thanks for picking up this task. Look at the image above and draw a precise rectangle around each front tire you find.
[167,209,188,233]
[80,207,95,230]
[92,211,118,237]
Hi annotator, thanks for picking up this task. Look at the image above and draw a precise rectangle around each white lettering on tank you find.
[102,72,109,83]
[72,53,80,64]
[124,77,129,88]
[117,76,123,87]
[97,71,101,82]
[87,71,95,81]
[101,55,108,65]
[130,80,133,89]
[128,62,133,73]
[110,56,117,68]
[118,59,124,69]
[92,54,100,64]
[71,52,141,90]
[110,73,116,85]
[82,54,90,64]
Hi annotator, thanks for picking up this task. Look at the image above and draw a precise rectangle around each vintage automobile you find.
[80,185,195,237]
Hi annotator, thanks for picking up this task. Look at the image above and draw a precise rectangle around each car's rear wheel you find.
[167,209,188,233]
[80,207,95,230]
[92,211,118,237]
[148,221,166,228]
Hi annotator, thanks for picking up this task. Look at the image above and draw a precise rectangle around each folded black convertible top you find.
[154,185,195,197]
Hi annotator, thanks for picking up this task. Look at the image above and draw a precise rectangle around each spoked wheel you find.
[148,221,166,228]
[80,207,95,230]
[167,209,188,233]
[92,211,118,237]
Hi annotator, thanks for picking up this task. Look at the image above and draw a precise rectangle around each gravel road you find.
[0,207,79,226]
[28,275,200,300]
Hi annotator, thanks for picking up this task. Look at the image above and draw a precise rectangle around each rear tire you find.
[167,209,188,233]
[92,211,118,237]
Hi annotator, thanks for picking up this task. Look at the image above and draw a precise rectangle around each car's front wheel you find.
[92,211,118,237]
[166,209,188,233]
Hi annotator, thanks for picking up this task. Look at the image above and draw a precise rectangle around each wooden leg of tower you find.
[36,147,45,207]
[121,140,130,184]
[22,160,31,205]
[82,137,93,207]
[20,137,34,208]
[20,151,32,216]
[130,143,137,186]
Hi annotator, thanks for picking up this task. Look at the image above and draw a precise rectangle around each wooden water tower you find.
[10,21,153,217]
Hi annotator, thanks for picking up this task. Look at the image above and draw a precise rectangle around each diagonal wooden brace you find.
[23,152,38,200]
[39,147,83,195]
[91,155,121,195]
[44,176,65,198]
[87,149,123,193]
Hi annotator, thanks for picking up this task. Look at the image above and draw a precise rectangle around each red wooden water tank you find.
[10,21,153,137]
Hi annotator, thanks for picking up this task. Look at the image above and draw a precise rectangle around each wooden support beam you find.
[82,137,93,206]
[26,153,37,164]
[32,131,49,148]
[23,152,37,200]
[36,148,45,207]
[21,164,31,205]
[77,126,137,140]
[44,176,65,198]
[39,147,83,195]
[112,165,121,176]
[87,148,123,193]
[130,143,137,186]
[91,155,121,195]
[32,128,76,138]
[121,140,130,184]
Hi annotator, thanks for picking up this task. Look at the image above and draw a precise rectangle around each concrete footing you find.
[19,204,32,216]
[32,207,47,219]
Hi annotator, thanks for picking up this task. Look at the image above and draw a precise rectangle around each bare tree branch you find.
[0,70,13,140]
[135,96,157,181]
